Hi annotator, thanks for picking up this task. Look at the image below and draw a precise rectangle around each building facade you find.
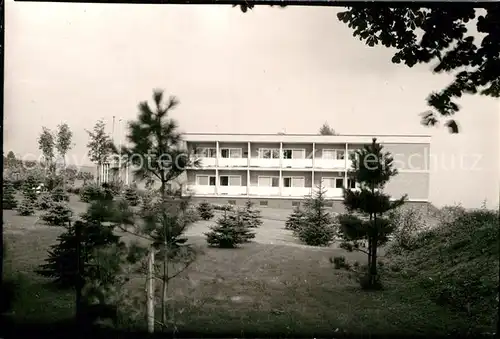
[181,133,431,212]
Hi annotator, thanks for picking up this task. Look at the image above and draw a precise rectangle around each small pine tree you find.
[123,186,139,206]
[241,200,263,228]
[337,138,407,290]
[41,201,73,226]
[205,209,255,248]
[17,197,35,216]
[295,183,336,246]
[197,201,214,220]
[22,175,38,203]
[285,205,304,231]
[2,181,18,210]
[36,220,121,288]
[51,186,70,202]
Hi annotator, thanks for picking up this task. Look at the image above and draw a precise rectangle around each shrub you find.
[123,186,140,206]
[285,205,304,231]
[41,201,73,226]
[212,204,234,212]
[37,193,53,210]
[36,220,121,288]
[241,200,263,228]
[80,184,105,203]
[197,201,214,221]
[22,175,38,203]
[205,210,255,248]
[387,206,426,254]
[17,198,35,216]
[2,181,18,210]
[331,255,347,270]
[51,187,70,202]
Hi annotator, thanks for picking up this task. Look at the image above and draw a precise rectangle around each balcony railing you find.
[186,185,347,198]
[189,156,351,169]
[218,186,247,195]
[249,186,280,196]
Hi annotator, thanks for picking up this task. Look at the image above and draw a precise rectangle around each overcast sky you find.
[4,2,499,208]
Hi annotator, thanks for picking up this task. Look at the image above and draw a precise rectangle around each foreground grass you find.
[4,216,476,336]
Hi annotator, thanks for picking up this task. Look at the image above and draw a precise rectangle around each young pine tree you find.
[295,182,336,246]
[41,201,73,226]
[205,209,256,248]
[197,201,214,221]
[285,205,304,231]
[123,186,140,206]
[2,180,18,210]
[337,138,407,290]
[241,200,263,228]
[22,175,39,204]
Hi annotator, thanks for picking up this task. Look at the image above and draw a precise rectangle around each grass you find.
[2,195,486,336]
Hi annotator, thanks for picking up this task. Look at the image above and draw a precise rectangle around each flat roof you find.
[182,133,431,144]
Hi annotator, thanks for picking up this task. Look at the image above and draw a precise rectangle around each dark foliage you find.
[285,205,304,231]
[205,210,256,248]
[41,201,72,226]
[80,184,106,203]
[2,180,18,210]
[197,201,214,221]
[336,6,500,133]
[123,186,139,206]
[241,200,263,228]
[17,197,35,216]
[36,220,121,288]
[22,175,39,203]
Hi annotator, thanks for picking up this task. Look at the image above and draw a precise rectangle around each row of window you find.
[195,175,356,188]
[196,147,351,160]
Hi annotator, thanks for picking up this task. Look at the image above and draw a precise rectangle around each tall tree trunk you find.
[370,213,378,287]
[147,248,155,333]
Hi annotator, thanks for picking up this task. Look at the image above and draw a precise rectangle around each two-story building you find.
[181,133,431,212]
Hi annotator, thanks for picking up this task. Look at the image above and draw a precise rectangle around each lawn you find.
[2,195,475,336]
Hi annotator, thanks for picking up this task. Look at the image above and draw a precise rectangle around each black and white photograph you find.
[2,1,499,338]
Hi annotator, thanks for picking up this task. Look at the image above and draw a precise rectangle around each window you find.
[292,201,300,207]
[324,201,334,208]
[258,176,279,187]
[198,148,216,158]
[347,179,356,189]
[322,149,336,160]
[220,175,241,186]
[220,148,242,159]
[283,177,305,188]
[336,150,345,160]
[259,148,280,159]
[283,149,306,159]
[335,178,344,188]
[228,200,236,205]
[259,200,268,206]
[196,175,216,186]
[322,177,335,188]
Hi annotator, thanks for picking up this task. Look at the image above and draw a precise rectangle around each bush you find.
[123,186,140,206]
[41,201,73,226]
[17,198,35,216]
[2,181,18,210]
[387,206,426,254]
[285,205,304,231]
[388,207,499,331]
[205,210,255,248]
[241,200,262,228]
[80,184,105,203]
[37,193,53,210]
[212,204,234,212]
[197,201,214,221]
[331,255,347,270]
[22,175,39,203]
[51,187,70,202]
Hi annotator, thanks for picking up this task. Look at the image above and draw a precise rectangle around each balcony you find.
[218,158,248,168]
[248,186,280,196]
[187,185,216,195]
[282,159,313,169]
[282,187,312,197]
[314,159,346,170]
[196,157,216,168]
[321,187,343,198]
[218,185,247,195]
[249,158,280,168]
